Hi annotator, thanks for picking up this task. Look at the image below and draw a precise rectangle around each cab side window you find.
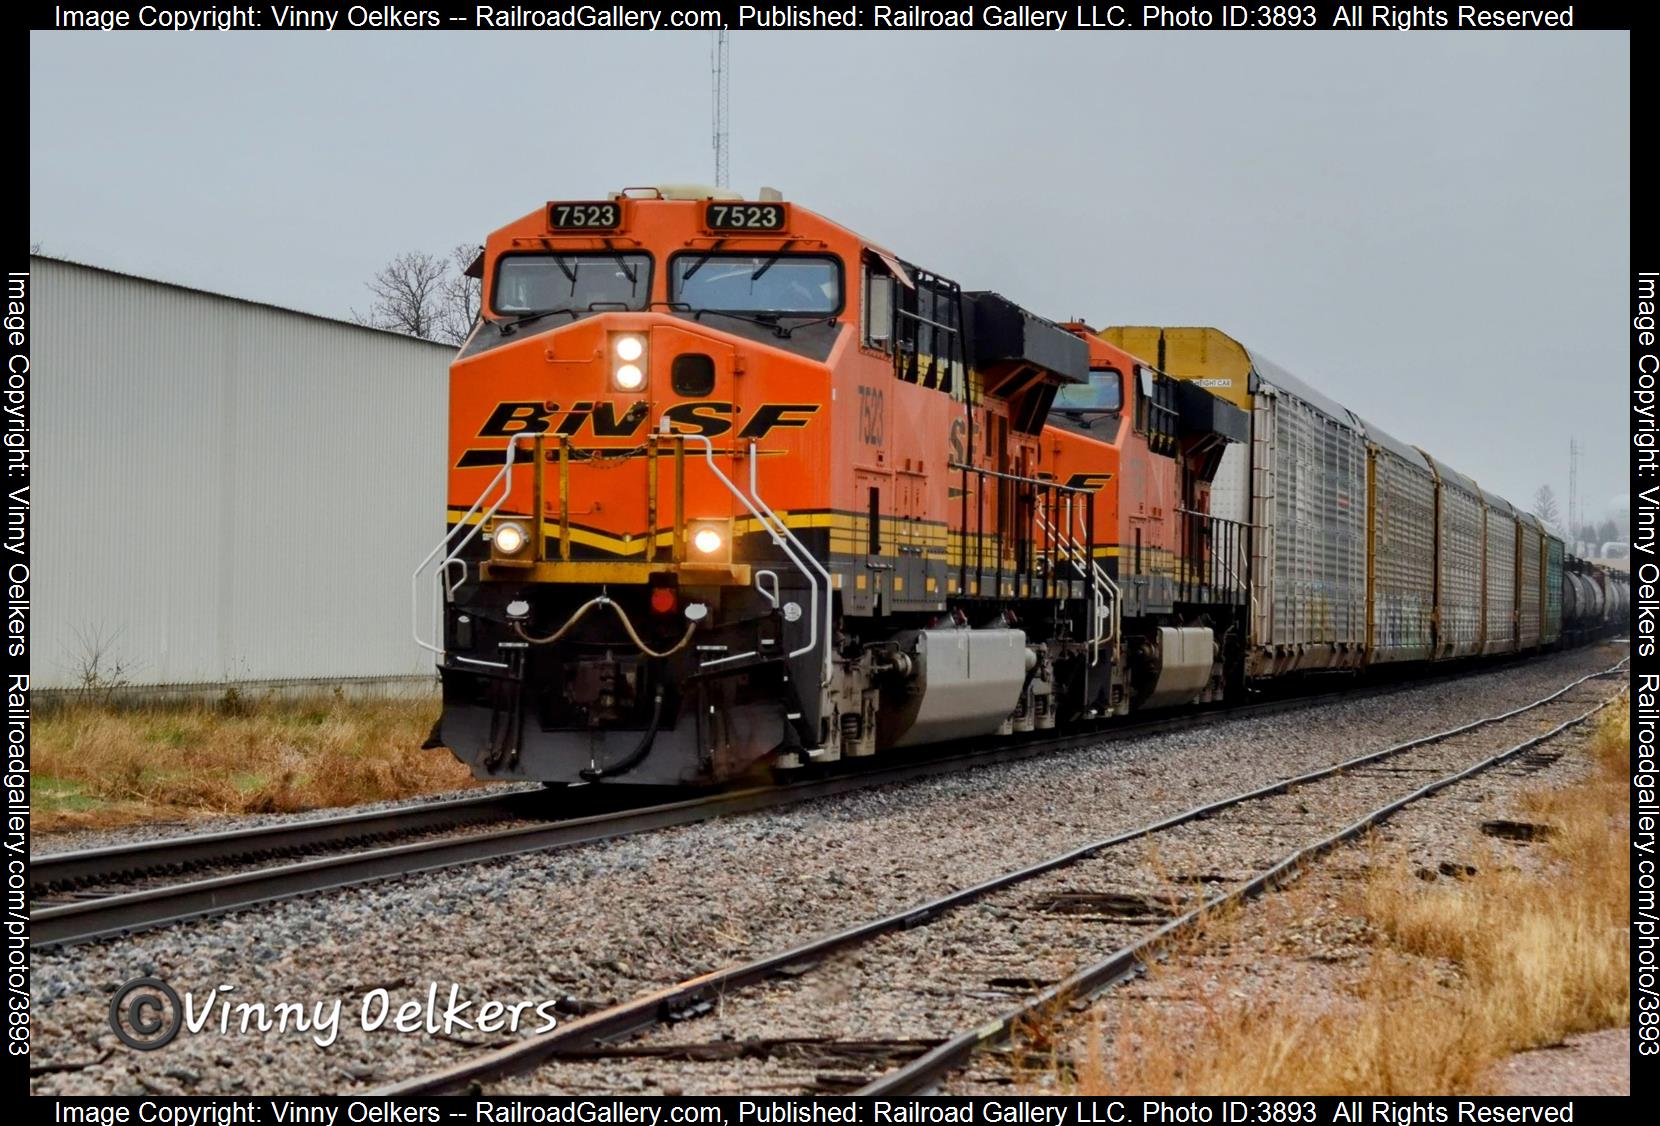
[896,273,962,396]
[1054,370,1123,413]
[862,259,894,352]
[863,252,964,400]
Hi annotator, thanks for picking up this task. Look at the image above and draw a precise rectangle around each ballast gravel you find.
[942,714,1627,1096]
[485,679,1622,1094]
[28,644,1627,1095]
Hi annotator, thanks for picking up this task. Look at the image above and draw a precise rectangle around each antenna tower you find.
[711,31,730,188]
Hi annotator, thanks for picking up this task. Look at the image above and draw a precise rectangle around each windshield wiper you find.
[1057,409,1120,430]
[497,308,577,335]
[600,242,638,287]
[749,239,801,284]
[679,239,727,283]
[690,308,786,335]
[776,314,838,338]
[686,308,836,339]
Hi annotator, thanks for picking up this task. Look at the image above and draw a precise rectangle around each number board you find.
[547,201,624,231]
[704,201,787,233]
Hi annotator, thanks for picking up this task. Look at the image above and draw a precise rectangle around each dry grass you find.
[32,691,475,833]
[1053,702,1631,1095]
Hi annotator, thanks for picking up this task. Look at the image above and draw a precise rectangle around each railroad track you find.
[32,788,546,893]
[374,658,1628,1096]
[28,655,1616,950]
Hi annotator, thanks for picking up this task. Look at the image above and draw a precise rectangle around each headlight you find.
[688,520,727,560]
[492,521,528,555]
[613,334,647,390]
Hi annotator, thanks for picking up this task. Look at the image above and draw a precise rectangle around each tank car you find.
[1557,557,1634,645]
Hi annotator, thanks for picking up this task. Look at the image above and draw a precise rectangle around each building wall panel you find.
[33,258,452,690]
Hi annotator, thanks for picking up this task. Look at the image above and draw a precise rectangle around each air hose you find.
[511,597,686,782]
[579,688,664,782]
[512,595,696,658]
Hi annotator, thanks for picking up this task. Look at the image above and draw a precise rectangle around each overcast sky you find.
[29,30,1629,525]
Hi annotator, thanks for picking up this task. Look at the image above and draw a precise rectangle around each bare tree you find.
[69,623,135,706]
[435,244,483,346]
[354,247,481,345]
[1532,484,1562,534]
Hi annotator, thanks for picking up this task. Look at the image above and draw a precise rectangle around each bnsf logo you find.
[1032,469,1115,492]
[458,400,822,466]
[1062,472,1114,492]
[478,400,820,440]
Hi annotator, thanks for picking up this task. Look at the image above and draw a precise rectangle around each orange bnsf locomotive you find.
[418,186,1249,786]
[418,186,1623,788]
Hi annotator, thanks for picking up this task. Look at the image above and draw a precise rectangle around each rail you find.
[31,790,544,897]
[31,674,1435,949]
[864,661,1627,1094]
[374,658,1628,1095]
[35,655,1622,953]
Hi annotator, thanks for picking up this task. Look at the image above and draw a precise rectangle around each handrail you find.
[1175,507,1264,529]
[1085,522,1123,604]
[415,429,832,700]
[412,433,534,657]
[947,461,1096,493]
[894,308,959,334]
[949,457,1116,670]
[661,430,832,691]
[1066,496,1121,665]
[747,442,834,688]
[1174,507,1250,598]
[1030,492,1117,667]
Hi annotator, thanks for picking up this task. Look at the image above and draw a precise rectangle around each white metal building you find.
[33,256,453,692]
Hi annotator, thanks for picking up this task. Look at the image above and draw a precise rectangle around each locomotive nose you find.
[523,313,738,433]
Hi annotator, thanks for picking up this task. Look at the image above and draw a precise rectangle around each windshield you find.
[1054,371,1123,412]
[671,254,840,314]
[491,253,651,315]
